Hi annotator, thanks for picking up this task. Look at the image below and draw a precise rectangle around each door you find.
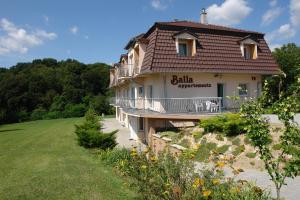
[217,83,225,108]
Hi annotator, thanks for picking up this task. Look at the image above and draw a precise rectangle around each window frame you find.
[238,83,248,97]
[178,43,188,56]
[139,117,144,131]
[138,86,144,97]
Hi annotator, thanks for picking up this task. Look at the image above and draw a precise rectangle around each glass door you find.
[217,83,224,108]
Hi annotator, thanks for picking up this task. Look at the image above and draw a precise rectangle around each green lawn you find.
[0,118,137,200]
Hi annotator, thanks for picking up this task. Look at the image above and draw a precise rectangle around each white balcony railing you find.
[110,97,226,114]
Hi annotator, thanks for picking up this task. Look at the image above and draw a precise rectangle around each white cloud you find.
[266,23,296,43]
[0,18,57,55]
[269,43,282,51]
[70,26,78,34]
[261,7,283,26]
[290,0,300,27]
[150,0,172,11]
[43,15,49,23]
[206,0,252,26]
[269,0,277,7]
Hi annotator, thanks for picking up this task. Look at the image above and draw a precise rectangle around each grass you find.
[246,152,257,158]
[232,145,245,156]
[215,145,230,154]
[0,118,137,200]
[195,142,217,162]
[231,137,241,146]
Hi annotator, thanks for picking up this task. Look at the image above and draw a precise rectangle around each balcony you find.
[117,64,133,78]
[110,97,230,114]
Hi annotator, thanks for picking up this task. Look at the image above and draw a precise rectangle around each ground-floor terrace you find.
[110,96,245,143]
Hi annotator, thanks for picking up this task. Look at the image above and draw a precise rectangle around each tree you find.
[265,43,300,104]
[241,79,300,199]
[0,58,113,124]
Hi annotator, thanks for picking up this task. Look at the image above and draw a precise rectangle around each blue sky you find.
[0,0,299,67]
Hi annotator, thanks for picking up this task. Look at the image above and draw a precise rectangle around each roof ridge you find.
[156,20,264,35]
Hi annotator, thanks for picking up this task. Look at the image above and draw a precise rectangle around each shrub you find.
[244,137,251,145]
[195,142,217,162]
[44,111,63,119]
[199,113,246,136]
[178,138,191,148]
[246,152,256,158]
[99,148,131,166]
[30,107,47,120]
[216,145,230,154]
[101,149,271,200]
[75,108,118,149]
[231,138,241,146]
[192,131,203,142]
[232,145,245,156]
[159,131,183,142]
[272,143,282,150]
[216,134,224,141]
[63,103,86,118]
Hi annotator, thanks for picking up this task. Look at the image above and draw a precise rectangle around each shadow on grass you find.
[0,128,23,134]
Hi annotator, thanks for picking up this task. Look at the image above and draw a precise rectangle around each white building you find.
[109,11,280,144]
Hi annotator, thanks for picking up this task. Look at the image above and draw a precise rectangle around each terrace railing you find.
[110,97,224,114]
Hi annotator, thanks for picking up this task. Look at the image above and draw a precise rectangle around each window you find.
[241,42,257,60]
[238,84,248,96]
[148,85,153,107]
[243,47,250,59]
[138,86,144,97]
[139,117,144,131]
[179,43,188,56]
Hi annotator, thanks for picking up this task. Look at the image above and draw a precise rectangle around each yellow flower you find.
[216,161,225,168]
[190,153,195,159]
[130,151,137,157]
[150,156,157,162]
[193,178,204,188]
[202,189,212,197]
[141,165,147,170]
[230,187,240,194]
[212,179,220,185]
[143,148,149,153]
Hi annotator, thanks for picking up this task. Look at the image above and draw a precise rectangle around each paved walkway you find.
[104,118,300,200]
[195,162,300,200]
[102,118,142,150]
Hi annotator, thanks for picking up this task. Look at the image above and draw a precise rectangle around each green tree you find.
[241,79,300,199]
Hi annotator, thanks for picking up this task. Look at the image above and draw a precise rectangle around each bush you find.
[199,113,246,136]
[101,149,271,200]
[246,152,256,158]
[216,145,230,154]
[92,95,113,115]
[178,138,191,148]
[75,108,118,149]
[231,138,241,146]
[63,104,86,118]
[44,111,63,119]
[195,142,217,162]
[216,134,224,141]
[232,145,245,156]
[30,107,47,120]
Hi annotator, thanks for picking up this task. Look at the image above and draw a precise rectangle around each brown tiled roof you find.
[141,21,280,75]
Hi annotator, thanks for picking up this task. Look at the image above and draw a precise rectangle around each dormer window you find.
[173,30,198,57]
[179,42,188,56]
[239,35,258,60]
